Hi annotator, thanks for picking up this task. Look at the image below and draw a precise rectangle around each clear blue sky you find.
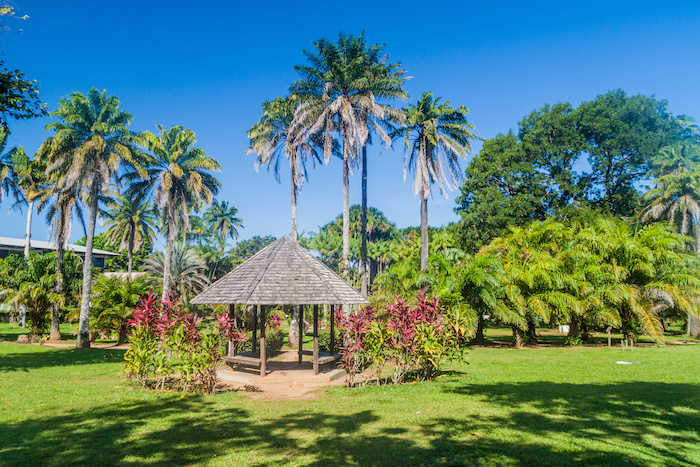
[2,1,700,248]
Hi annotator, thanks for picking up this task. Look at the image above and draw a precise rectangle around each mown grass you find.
[1,338,699,466]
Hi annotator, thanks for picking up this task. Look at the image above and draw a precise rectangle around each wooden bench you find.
[299,349,341,365]
[225,351,262,366]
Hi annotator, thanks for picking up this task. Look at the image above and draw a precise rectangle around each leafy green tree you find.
[40,88,144,348]
[0,61,46,130]
[104,195,157,274]
[577,89,683,215]
[229,235,276,264]
[391,92,478,271]
[247,94,320,242]
[131,124,221,300]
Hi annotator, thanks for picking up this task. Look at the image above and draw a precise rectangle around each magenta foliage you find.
[128,291,161,332]
[336,306,376,384]
[268,314,282,329]
[386,291,444,353]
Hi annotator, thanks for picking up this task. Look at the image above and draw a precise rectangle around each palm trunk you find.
[162,201,176,300]
[512,325,525,348]
[24,199,34,259]
[360,144,368,296]
[291,164,298,242]
[420,194,429,271]
[474,313,485,344]
[342,147,350,282]
[689,315,700,338]
[127,236,134,275]
[49,240,65,342]
[77,183,99,349]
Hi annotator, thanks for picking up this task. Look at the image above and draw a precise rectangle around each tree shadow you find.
[0,347,126,372]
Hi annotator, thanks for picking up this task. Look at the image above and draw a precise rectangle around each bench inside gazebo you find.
[191,236,368,376]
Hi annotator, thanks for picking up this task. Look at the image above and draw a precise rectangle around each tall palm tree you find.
[36,183,86,341]
[203,199,243,251]
[11,152,47,258]
[40,88,143,348]
[0,127,25,207]
[292,32,399,281]
[130,123,220,299]
[247,94,320,242]
[104,195,158,274]
[142,242,210,304]
[391,92,478,271]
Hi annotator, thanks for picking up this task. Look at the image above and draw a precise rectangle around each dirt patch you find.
[216,376,346,401]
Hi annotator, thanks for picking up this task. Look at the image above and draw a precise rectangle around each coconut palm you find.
[142,243,210,302]
[391,92,478,271]
[247,94,320,242]
[40,88,143,348]
[203,199,243,251]
[292,32,401,281]
[11,152,47,259]
[91,274,153,344]
[104,195,158,274]
[0,127,25,207]
[129,124,221,300]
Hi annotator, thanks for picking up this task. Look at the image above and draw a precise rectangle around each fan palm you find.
[142,243,210,303]
[292,32,402,281]
[104,195,158,274]
[391,92,478,271]
[40,88,144,348]
[130,124,221,300]
[247,94,320,242]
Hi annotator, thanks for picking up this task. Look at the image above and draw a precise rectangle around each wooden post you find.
[298,305,304,364]
[606,326,612,348]
[330,304,335,354]
[313,304,319,375]
[259,305,266,376]
[228,304,235,357]
[252,305,257,353]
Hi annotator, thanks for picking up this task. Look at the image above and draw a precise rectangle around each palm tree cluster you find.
[0,89,231,348]
[247,32,479,296]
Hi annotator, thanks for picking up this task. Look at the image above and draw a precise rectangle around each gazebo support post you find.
[298,305,304,364]
[252,305,257,353]
[259,305,266,376]
[330,304,335,354]
[313,304,319,375]
[228,304,235,357]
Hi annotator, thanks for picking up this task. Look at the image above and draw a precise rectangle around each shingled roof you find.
[191,236,368,306]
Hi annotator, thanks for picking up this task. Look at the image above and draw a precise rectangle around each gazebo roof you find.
[191,236,368,306]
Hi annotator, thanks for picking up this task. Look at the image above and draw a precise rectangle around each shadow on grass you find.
[444,381,700,466]
[2,382,693,466]
[0,347,126,372]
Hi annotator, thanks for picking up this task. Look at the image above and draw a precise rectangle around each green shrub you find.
[266,329,284,353]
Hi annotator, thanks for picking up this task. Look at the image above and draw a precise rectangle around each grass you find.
[1,337,699,466]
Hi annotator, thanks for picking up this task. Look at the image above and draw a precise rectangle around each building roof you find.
[191,236,368,306]
[0,236,121,257]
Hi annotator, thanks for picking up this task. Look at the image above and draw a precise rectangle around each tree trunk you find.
[77,183,99,349]
[24,199,33,259]
[689,314,700,338]
[162,200,176,300]
[526,317,538,344]
[288,305,303,346]
[127,236,134,275]
[512,325,525,348]
[420,194,429,272]
[49,241,65,342]
[360,144,368,296]
[291,161,297,242]
[568,315,581,341]
[342,147,350,281]
[474,313,485,344]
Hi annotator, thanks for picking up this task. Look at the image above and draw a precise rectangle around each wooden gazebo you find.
[191,236,368,376]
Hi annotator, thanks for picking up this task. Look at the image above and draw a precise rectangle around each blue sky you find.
[2,1,700,248]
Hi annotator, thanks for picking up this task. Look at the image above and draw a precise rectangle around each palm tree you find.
[203,199,243,251]
[40,88,143,348]
[247,94,320,242]
[292,32,399,281]
[142,243,210,303]
[37,184,86,341]
[13,154,47,259]
[130,123,221,300]
[0,127,25,207]
[104,195,158,274]
[391,92,478,271]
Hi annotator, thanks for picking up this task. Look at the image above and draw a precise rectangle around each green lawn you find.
[1,340,699,466]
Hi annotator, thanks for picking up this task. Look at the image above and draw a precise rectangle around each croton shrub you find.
[337,291,470,387]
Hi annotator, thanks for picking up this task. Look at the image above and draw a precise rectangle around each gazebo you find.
[191,236,368,376]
